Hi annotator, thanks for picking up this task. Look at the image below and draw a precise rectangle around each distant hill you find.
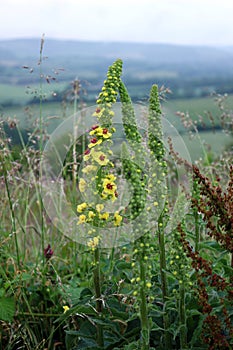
[1,38,233,102]
[1,38,233,63]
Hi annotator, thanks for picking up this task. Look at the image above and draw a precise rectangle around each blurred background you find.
[1,0,233,159]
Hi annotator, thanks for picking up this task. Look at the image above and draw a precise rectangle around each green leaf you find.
[0,297,15,322]
[115,261,131,271]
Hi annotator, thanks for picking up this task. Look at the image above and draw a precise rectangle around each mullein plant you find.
[147,85,173,349]
[118,83,172,349]
[76,59,123,347]
[75,62,187,349]
[167,228,192,349]
[119,80,155,350]
[76,62,158,349]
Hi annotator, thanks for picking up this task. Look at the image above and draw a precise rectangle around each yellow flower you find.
[63,305,70,313]
[84,148,93,161]
[79,178,86,192]
[103,179,117,196]
[99,212,109,220]
[114,212,122,226]
[90,126,112,139]
[105,174,116,182]
[77,214,86,225]
[92,151,109,166]
[77,202,88,213]
[89,126,102,136]
[82,165,97,174]
[87,236,100,250]
[88,211,95,219]
[88,138,102,148]
[96,204,104,212]
[92,108,105,117]
[99,128,112,139]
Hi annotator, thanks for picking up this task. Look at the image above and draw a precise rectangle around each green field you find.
[164,94,233,131]
[1,77,232,163]
[0,81,69,105]
[1,93,232,161]
[0,89,233,160]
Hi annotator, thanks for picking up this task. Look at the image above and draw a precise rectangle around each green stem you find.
[179,283,188,349]
[39,35,45,269]
[139,247,150,350]
[194,208,200,252]
[193,180,200,252]
[158,226,172,349]
[72,86,78,188]
[3,163,20,268]
[94,247,104,347]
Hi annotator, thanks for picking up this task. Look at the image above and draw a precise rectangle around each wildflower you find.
[87,236,100,250]
[78,178,87,192]
[88,211,95,220]
[84,148,91,161]
[77,202,88,213]
[63,305,70,313]
[92,108,102,117]
[92,151,109,166]
[114,212,122,226]
[99,212,109,220]
[103,178,117,196]
[77,214,86,225]
[91,124,99,130]
[88,138,102,148]
[89,126,102,135]
[105,174,116,182]
[101,193,108,200]
[44,244,53,259]
[101,128,112,139]
[90,126,112,139]
[82,165,97,174]
[96,204,104,212]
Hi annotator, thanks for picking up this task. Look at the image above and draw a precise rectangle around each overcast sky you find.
[1,0,233,46]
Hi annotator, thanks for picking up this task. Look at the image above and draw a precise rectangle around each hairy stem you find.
[139,246,150,350]
[158,227,172,349]
[94,248,104,347]
[179,283,188,349]
[3,163,20,268]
